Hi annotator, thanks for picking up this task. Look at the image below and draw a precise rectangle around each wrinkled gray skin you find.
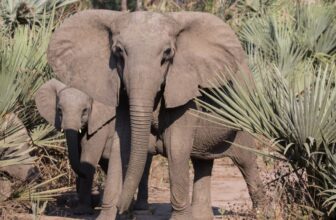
[47,10,265,220]
[98,94,154,219]
[98,98,265,220]
[35,79,115,214]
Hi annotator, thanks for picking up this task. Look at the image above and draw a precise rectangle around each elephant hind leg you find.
[191,158,214,220]
[228,132,266,210]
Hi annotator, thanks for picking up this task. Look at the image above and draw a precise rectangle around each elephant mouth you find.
[61,124,87,134]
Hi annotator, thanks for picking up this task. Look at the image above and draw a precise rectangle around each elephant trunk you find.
[64,129,85,177]
[118,103,153,213]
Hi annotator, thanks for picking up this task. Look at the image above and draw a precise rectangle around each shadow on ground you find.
[32,203,254,220]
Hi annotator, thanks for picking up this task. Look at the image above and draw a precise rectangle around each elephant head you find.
[35,79,115,176]
[47,10,251,212]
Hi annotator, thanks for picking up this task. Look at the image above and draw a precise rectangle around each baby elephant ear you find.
[165,12,252,108]
[88,100,116,135]
[35,79,66,129]
[47,10,122,107]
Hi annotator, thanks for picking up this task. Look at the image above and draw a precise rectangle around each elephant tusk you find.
[79,129,82,134]
[61,128,63,133]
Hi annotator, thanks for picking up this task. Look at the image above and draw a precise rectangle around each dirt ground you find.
[146,156,255,220]
[4,156,267,220]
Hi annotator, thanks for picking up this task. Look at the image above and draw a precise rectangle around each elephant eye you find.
[163,48,172,57]
[115,46,123,55]
[113,45,126,57]
[161,47,174,65]
[82,108,89,115]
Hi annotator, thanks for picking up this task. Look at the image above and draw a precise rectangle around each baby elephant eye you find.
[115,46,123,54]
[163,48,172,57]
[82,108,89,114]
[161,47,174,65]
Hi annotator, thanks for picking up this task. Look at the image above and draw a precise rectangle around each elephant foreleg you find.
[75,126,111,215]
[165,125,194,220]
[191,158,214,220]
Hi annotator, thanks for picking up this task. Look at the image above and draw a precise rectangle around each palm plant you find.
[0,0,78,32]
[196,1,336,218]
[197,62,336,218]
[0,6,71,210]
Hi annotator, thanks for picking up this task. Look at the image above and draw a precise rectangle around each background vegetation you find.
[0,0,335,219]
[197,0,336,219]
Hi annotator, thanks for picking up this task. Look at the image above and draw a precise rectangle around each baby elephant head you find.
[35,79,115,135]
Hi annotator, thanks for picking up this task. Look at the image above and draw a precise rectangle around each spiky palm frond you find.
[0,12,54,122]
[31,125,64,151]
[12,173,71,202]
[0,113,35,168]
[196,63,336,216]
[0,7,67,208]
[0,11,64,151]
[238,2,336,97]
[212,2,336,216]
[295,3,336,55]
[0,0,78,32]
[318,144,336,215]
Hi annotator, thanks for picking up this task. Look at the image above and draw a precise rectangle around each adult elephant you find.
[47,10,262,220]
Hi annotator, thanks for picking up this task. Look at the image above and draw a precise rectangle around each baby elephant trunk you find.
[64,129,85,177]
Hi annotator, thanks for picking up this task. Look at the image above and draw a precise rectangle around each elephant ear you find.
[165,12,252,108]
[35,79,66,129]
[47,10,122,107]
[88,100,116,135]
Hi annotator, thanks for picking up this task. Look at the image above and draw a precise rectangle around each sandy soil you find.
[4,156,262,220]
[146,156,255,220]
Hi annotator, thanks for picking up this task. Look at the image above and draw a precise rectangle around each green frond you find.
[13,173,72,202]
[0,0,79,32]
[196,63,336,215]
[31,125,64,150]
[0,5,63,190]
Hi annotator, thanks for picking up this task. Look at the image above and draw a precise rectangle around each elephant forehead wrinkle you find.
[59,89,90,107]
[121,28,170,45]
[128,12,173,28]
[117,13,175,40]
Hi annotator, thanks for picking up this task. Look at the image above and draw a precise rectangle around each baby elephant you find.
[35,79,117,214]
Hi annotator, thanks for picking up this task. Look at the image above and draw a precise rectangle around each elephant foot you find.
[73,203,94,215]
[169,208,192,220]
[192,204,213,220]
[91,190,102,208]
[97,206,118,220]
[252,193,274,219]
[133,199,152,215]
